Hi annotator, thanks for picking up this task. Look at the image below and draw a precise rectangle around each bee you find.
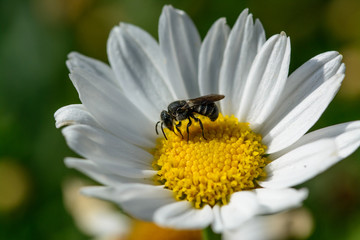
[155,94,225,141]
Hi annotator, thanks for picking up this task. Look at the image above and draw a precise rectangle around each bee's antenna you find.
[155,121,161,135]
[160,122,168,140]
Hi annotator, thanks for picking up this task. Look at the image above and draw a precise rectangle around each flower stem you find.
[202,226,222,240]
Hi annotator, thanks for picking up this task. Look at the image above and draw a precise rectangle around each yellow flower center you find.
[152,114,268,209]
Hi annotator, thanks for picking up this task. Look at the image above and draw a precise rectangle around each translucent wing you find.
[187,94,225,107]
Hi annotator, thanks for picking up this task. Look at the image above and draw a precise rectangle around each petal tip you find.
[242,8,249,15]
[162,5,180,15]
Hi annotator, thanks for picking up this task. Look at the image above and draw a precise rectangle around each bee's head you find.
[160,110,174,131]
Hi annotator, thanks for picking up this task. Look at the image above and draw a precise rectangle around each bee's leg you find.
[186,117,192,142]
[198,119,207,140]
[192,115,207,140]
[160,122,168,140]
[175,121,184,139]
[155,121,160,135]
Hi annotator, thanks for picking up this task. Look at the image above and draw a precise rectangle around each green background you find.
[1,0,360,239]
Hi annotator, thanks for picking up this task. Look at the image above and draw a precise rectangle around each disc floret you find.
[153,114,268,209]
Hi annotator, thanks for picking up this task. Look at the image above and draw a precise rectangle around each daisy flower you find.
[55,5,360,236]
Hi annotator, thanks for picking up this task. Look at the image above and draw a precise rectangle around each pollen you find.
[152,114,268,209]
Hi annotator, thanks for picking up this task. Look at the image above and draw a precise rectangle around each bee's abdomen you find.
[193,103,219,121]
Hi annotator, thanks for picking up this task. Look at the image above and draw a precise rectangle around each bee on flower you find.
[55,5,360,237]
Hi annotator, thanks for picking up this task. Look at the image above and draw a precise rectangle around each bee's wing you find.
[187,94,225,107]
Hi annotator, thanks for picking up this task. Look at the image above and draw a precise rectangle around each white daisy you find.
[55,5,360,235]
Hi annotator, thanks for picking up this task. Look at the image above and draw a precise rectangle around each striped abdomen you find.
[193,103,219,121]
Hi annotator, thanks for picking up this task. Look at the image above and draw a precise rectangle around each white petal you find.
[261,51,344,153]
[82,184,175,221]
[62,124,152,165]
[262,73,344,153]
[67,52,117,86]
[107,23,175,120]
[338,62,346,74]
[62,124,153,171]
[219,188,308,231]
[254,188,308,213]
[222,218,266,240]
[278,51,343,99]
[253,19,266,51]
[272,121,360,162]
[235,33,289,124]
[220,191,260,230]
[154,201,213,229]
[117,23,168,80]
[199,18,230,95]
[245,33,290,128]
[219,9,266,115]
[212,205,224,233]
[54,104,100,129]
[296,121,360,158]
[159,5,201,99]
[259,139,340,189]
[69,69,155,148]
[65,158,153,185]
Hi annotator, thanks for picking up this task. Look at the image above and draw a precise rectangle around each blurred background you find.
[1,0,360,239]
